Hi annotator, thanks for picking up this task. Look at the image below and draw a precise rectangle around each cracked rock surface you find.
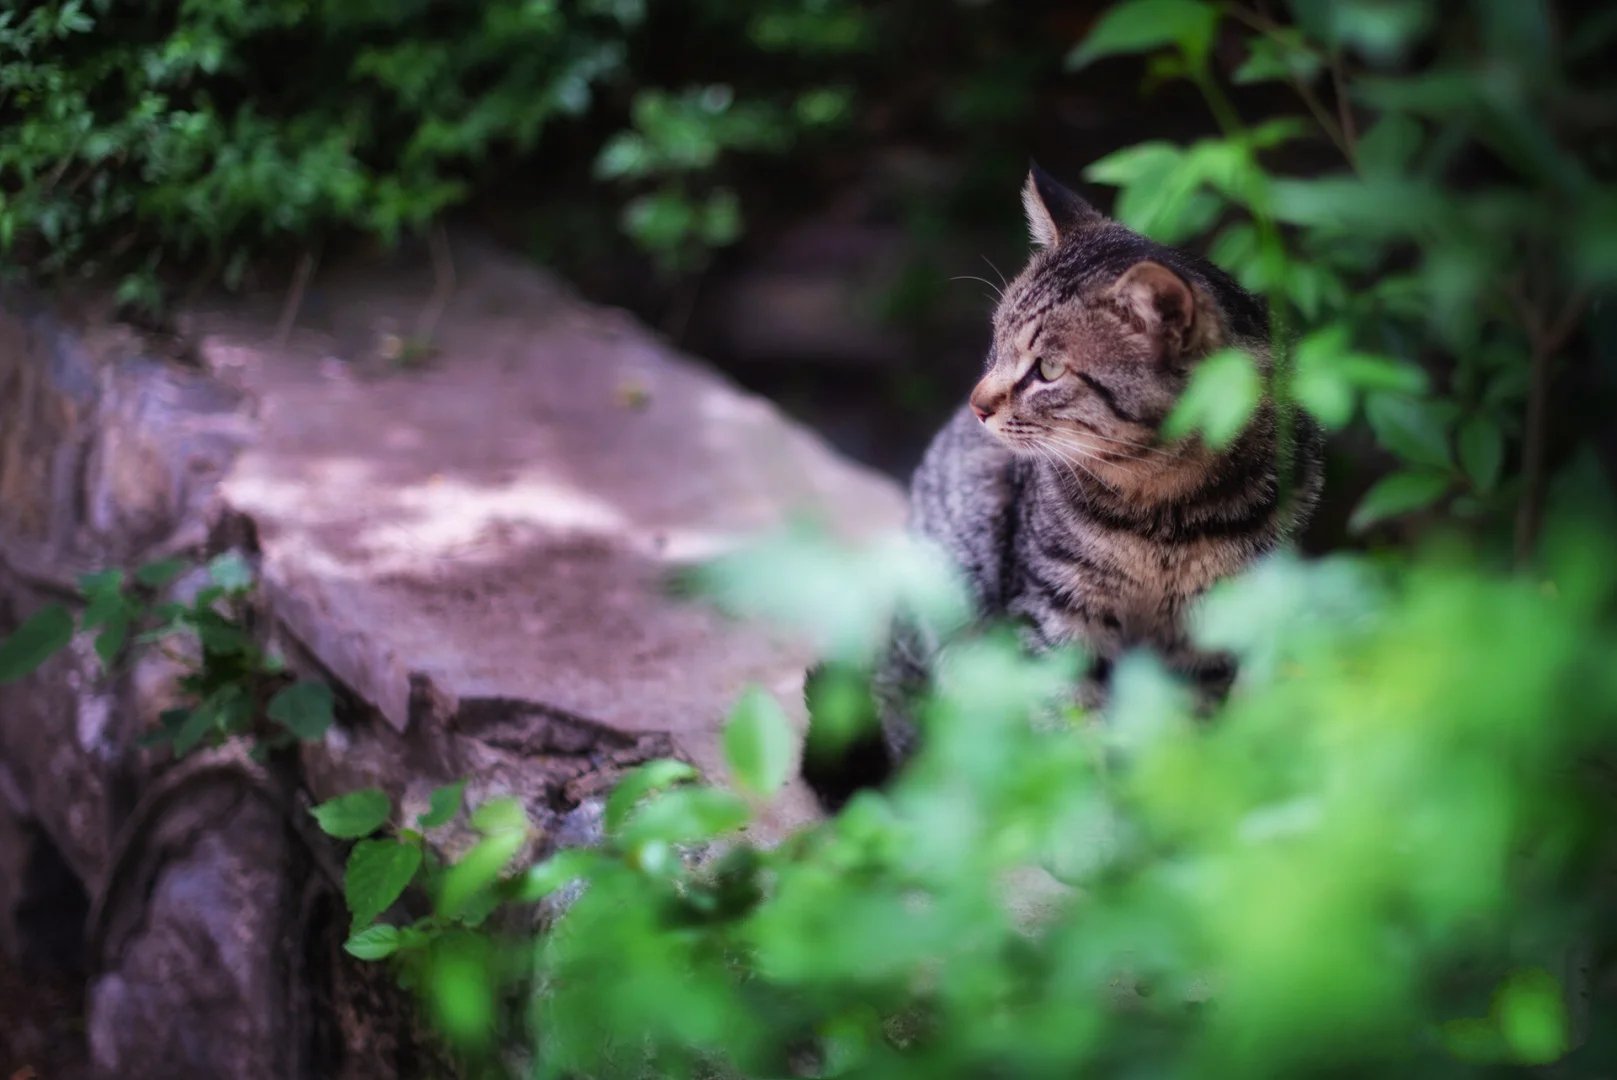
[0,236,903,1076]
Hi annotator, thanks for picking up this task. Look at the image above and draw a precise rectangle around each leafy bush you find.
[1070,0,1613,545]
[0,552,333,754]
[0,0,869,301]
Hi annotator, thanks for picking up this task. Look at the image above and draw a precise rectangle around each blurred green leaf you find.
[1162,347,1261,448]
[417,779,466,828]
[1457,416,1504,494]
[1365,393,1452,469]
[0,604,73,683]
[723,686,795,797]
[619,786,750,847]
[437,829,526,920]
[1066,0,1220,71]
[604,759,699,836]
[267,680,335,740]
[1349,469,1450,531]
[1495,969,1568,1065]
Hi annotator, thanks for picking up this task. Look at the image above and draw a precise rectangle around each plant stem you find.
[1512,286,1587,566]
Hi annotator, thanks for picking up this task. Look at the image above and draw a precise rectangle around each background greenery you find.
[3,0,1616,1075]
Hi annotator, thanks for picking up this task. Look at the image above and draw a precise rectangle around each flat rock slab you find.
[196,237,904,833]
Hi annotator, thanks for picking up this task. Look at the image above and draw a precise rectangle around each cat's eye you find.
[1036,355,1064,381]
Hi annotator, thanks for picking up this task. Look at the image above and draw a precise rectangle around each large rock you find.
[0,236,904,1076]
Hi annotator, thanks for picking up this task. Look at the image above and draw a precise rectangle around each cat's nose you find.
[970,395,995,421]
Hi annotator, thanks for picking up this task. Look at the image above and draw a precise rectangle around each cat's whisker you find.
[1047,418,1176,457]
[1028,429,1150,476]
[950,274,1004,302]
[981,255,1008,291]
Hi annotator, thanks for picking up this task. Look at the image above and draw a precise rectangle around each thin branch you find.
[275,249,317,348]
[1227,4,1353,162]
[1330,55,1359,160]
[414,221,456,345]
[1510,280,1588,567]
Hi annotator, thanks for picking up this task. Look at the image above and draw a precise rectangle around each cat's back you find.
[908,406,1023,612]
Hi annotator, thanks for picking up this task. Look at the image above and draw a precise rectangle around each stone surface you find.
[198,236,904,834]
[0,234,906,1074]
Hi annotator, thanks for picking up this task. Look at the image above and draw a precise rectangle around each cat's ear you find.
[1022,162,1103,248]
[1107,261,1214,359]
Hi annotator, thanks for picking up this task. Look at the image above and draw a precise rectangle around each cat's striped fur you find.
[873,166,1324,762]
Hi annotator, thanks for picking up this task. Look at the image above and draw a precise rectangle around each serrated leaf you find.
[436,829,526,920]
[468,795,526,835]
[619,786,751,847]
[310,788,392,838]
[0,604,74,683]
[604,759,699,835]
[1349,470,1450,532]
[417,779,466,828]
[722,686,794,797]
[345,839,422,929]
[516,848,599,902]
[134,557,189,587]
[206,551,254,592]
[1066,0,1220,71]
[1163,348,1261,448]
[1365,393,1452,469]
[343,923,402,961]
[267,681,335,740]
[1457,416,1504,494]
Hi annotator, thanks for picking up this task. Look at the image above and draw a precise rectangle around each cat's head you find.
[970,164,1266,488]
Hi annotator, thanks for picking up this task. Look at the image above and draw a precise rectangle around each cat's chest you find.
[1023,523,1245,640]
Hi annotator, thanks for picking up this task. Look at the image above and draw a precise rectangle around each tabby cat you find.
[808,165,1323,798]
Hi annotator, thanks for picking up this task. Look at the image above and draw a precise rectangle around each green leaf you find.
[1294,325,1427,429]
[345,839,423,929]
[1356,114,1424,177]
[310,788,392,838]
[1163,348,1261,448]
[604,759,699,835]
[1066,0,1220,71]
[1365,393,1452,469]
[78,568,124,598]
[1348,470,1450,532]
[468,795,527,835]
[343,923,402,961]
[267,681,335,740]
[1232,32,1323,85]
[1496,968,1568,1065]
[0,604,73,683]
[1457,416,1505,494]
[171,688,246,755]
[723,686,795,797]
[436,829,526,920]
[515,848,599,902]
[619,786,751,847]
[206,551,254,592]
[424,931,496,1050]
[417,779,466,828]
[134,557,189,588]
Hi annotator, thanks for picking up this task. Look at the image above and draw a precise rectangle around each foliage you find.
[0,0,870,299]
[1071,0,1612,547]
[304,509,1616,1076]
[0,551,332,755]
